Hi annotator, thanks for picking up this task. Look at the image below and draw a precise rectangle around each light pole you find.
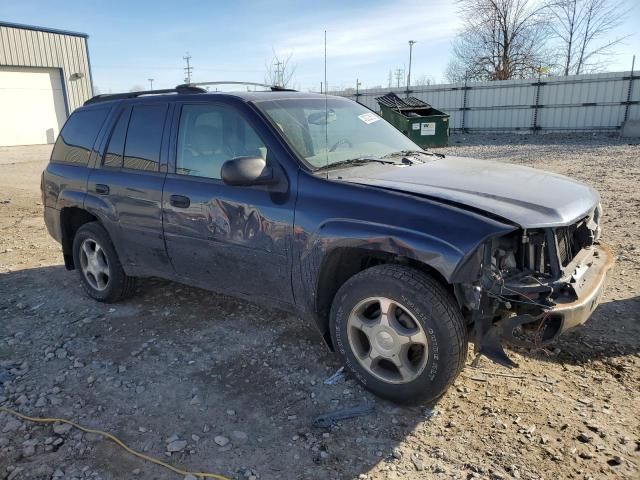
[148,78,154,90]
[406,40,416,98]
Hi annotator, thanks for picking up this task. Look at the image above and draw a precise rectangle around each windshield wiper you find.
[382,149,445,160]
[315,157,398,172]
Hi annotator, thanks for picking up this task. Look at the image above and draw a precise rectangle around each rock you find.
[3,418,22,433]
[607,455,624,466]
[7,467,24,480]
[22,444,36,457]
[184,475,198,480]
[55,349,67,359]
[53,469,65,478]
[411,453,424,471]
[226,409,236,416]
[214,435,230,446]
[53,423,72,435]
[232,431,248,442]
[166,434,179,443]
[167,440,187,452]
[577,433,592,443]
[579,450,594,459]
[189,395,202,405]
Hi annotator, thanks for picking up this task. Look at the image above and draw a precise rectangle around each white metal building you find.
[0,21,94,147]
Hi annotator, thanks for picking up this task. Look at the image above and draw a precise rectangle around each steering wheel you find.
[329,138,353,152]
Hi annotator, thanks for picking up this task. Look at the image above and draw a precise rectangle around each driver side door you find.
[162,100,295,305]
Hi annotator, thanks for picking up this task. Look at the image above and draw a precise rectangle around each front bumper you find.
[494,242,614,350]
[549,242,614,333]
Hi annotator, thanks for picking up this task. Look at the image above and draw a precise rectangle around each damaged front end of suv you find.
[457,204,614,367]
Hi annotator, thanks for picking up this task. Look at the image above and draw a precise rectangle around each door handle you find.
[95,184,110,195]
[170,194,191,208]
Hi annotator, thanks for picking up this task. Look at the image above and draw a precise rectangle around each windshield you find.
[254,97,419,170]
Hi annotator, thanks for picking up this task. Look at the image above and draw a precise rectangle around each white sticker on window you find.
[412,123,420,130]
[358,112,381,124]
[421,122,436,136]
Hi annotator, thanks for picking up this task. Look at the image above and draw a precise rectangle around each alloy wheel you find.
[347,297,429,384]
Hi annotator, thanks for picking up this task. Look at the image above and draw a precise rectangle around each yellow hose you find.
[0,406,230,480]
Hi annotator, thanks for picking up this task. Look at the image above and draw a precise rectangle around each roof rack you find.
[178,81,297,92]
[83,85,207,106]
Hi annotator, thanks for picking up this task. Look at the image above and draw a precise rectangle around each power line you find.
[183,53,193,83]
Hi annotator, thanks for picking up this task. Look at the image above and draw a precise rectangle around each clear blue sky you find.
[1,0,638,93]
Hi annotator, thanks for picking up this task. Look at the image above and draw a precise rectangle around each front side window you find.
[254,97,418,169]
[123,104,168,171]
[51,108,109,165]
[176,104,267,179]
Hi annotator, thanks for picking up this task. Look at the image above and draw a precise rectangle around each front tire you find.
[330,265,467,404]
[72,222,136,303]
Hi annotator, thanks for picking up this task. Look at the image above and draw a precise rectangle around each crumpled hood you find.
[339,156,600,228]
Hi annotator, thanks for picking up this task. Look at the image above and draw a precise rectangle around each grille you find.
[555,220,593,267]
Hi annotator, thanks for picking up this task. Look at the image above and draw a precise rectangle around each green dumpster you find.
[375,92,449,148]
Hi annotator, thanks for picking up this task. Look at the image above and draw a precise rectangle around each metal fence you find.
[331,70,639,132]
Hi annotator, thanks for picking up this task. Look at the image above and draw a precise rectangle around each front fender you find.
[307,219,464,281]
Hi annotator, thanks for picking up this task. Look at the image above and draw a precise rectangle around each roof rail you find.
[178,81,297,92]
[83,85,207,106]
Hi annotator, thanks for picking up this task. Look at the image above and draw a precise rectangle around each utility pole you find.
[406,40,416,98]
[355,78,362,103]
[183,53,193,84]
[147,78,154,90]
[320,81,323,94]
[394,69,404,89]
[273,61,283,86]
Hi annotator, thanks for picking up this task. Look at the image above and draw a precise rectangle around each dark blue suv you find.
[42,84,612,403]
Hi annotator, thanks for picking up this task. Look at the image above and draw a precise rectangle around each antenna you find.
[324,30,329,177]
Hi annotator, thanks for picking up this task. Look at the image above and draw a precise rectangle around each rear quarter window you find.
[51,108,109,165]
[123,104,168,172]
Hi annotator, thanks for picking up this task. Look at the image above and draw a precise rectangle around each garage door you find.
[0,66,67,146]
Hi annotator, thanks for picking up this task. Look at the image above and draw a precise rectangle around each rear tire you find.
[72,222,136,303]
[329,264,467,404]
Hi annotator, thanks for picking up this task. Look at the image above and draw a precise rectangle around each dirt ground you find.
[0,133,638,480]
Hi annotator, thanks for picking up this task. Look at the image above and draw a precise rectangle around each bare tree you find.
[265,49,297,88]
[447,0,552,82]
[548,0,630,75]
[413,75,434,86]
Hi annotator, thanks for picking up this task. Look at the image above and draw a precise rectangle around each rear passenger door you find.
[86,101,173,277]
[162,101,295,304]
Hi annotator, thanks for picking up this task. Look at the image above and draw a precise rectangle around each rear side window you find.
[123,104,167,171]
[103,108,131,168]
[51,108,109,165]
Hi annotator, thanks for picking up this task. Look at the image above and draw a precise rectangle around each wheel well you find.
[315,247,451,347]
[60,207,98,270]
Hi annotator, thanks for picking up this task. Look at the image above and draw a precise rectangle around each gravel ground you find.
[0,133,638,480]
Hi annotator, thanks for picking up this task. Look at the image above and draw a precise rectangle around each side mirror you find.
[221,156,277,187]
